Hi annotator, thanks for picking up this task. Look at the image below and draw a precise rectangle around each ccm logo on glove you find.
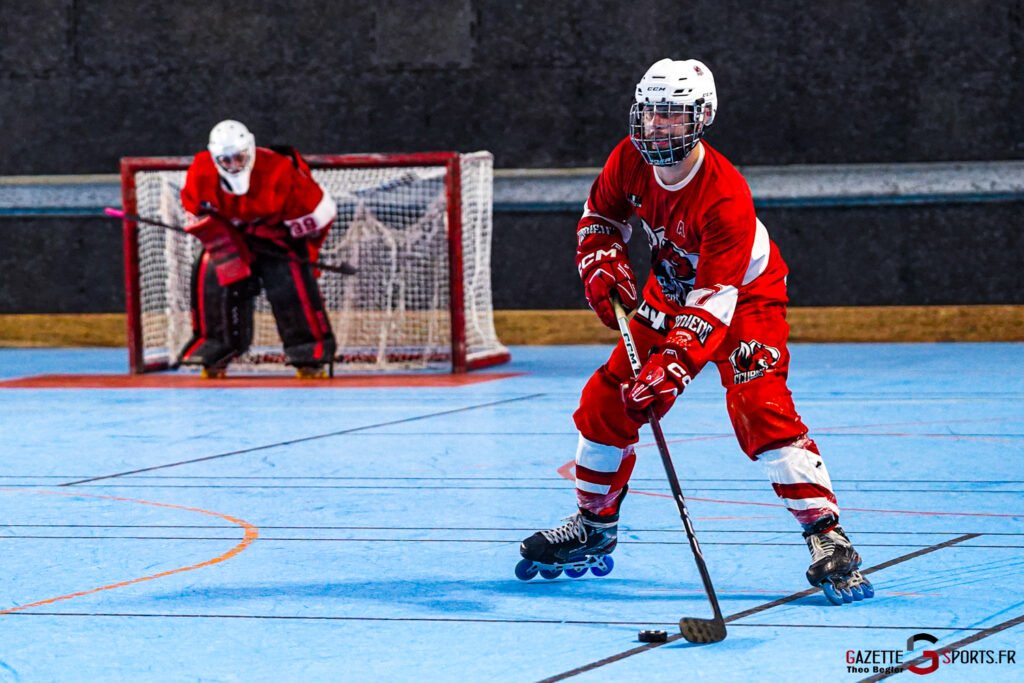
[622,352,693,423]
[576,247,622,274]
[575,233,639,329]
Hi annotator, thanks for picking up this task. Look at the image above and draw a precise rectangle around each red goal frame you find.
[120,151,510,374]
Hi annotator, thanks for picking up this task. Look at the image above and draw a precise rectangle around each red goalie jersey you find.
[181,147,335,258]
[579,138,788,372]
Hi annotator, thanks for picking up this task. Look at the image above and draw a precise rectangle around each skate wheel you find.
[860,578,875,599]
[849,583,865,601]
[565,566,588,579]
[539,568,563,580]
[840,584,855,603]
[821,581,844,606]
[590,555,614,578]
[515,559,538,581]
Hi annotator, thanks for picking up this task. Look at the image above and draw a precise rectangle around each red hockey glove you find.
[575,232,638,329]
[185,215,253,286]
[621,350,694,423]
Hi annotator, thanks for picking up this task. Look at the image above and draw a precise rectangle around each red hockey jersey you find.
[181,147,335,248]
[579,139,788,360]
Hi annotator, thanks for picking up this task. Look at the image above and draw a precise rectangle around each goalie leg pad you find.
[185,215,253,286]
[178,251,255,367]
[256,255,336,367]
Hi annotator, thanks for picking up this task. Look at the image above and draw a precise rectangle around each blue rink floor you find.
[0,343,1022,682]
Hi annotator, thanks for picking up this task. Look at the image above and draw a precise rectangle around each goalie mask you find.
[629,59,717,167]
[208,120,256,195]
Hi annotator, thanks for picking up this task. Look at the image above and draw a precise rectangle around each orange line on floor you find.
[0,372,524,389]
[0,488,258,615]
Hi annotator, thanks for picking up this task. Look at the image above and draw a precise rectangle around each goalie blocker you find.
[184,215,253,286]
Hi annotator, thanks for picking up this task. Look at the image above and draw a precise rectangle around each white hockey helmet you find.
[629,58,717,166]
[208,120,256,194]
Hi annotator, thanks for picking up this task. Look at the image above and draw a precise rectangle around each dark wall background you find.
[2,202,1022,313]
[1,1,1022,313]
[1,0,1022,173]
[492,204,1024,310]
[0,217,124,313]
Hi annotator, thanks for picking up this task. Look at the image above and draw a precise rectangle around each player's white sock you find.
[757,435,840,528]
[574,435,635,516]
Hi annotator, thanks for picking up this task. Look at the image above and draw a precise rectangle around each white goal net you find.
[122,151,508,373]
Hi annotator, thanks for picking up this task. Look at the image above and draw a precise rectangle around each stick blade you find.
[679,617,727,644]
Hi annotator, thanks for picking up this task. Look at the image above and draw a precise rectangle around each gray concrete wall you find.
[2,1,1022,174]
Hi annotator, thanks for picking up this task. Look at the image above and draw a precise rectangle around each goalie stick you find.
[611,295,727,645]
[105,207,357,276]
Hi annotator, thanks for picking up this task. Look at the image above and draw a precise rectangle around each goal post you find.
[120,151,509,374]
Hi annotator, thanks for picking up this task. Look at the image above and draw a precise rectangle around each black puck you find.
[638,629,668,643]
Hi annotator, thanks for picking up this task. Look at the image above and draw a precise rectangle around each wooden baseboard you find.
[0,313,127,347]
[783,306,1024,343]
[0,307,1021,348]
[494,306,1024,344]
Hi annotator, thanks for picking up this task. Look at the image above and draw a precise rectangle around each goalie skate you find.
[294,365,327,379]
[200,366,228,380]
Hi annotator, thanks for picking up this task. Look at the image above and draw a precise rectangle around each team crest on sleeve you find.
[641,218,698,305]
[729,340,781,383]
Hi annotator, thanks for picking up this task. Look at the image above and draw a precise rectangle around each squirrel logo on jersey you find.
[642,219,698,305]
[729,340,781,384]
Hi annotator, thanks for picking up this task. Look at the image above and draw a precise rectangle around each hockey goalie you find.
[177,120,337,378]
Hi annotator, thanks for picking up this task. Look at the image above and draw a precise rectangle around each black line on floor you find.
[858,611,1024,682]
[29,483,1024,493]
[43,428,1006,436]
[0,612,704,625]
[56,393,545,486]
[0,535,1014,549]
[24,484,582,490]
[8,475,1024,483]
[729,623,986,631]
[1,524,1019,535]
[538,533,981,683]
[0,612,990,634]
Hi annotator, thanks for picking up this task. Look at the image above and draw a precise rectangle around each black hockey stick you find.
[105,207,357,275]
[611,296,727,645]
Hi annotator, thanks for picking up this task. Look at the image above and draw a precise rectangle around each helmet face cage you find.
[629,100,707,167]
[214,149,252,175]
[208,121,256,195]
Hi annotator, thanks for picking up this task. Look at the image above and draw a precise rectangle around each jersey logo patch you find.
[642,218,698,306]
[729,340,781,384]
[634,300,673,334]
